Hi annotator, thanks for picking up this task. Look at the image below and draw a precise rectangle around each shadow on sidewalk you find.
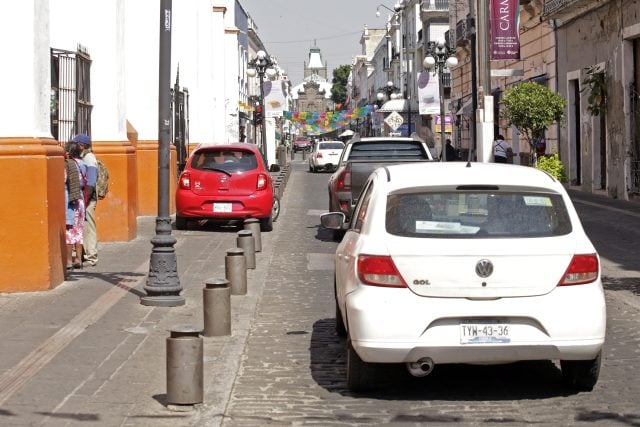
[63,271,147,298]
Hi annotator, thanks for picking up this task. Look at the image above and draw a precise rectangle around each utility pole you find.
[475,0,494,163]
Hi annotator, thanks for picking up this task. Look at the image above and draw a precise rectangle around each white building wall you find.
[51,0,127,142]
[2,1,51,138]
[211,5,227,144]
[224,3,240,143]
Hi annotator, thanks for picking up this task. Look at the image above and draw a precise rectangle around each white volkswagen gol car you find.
[321,162,606,392]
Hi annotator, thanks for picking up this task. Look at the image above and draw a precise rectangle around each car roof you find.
[379,162,562,192]
[192,143,260,154]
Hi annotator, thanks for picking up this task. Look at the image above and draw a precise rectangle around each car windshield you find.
[191,149,258,173]
[386,190,572,238]
[319,142,344,150]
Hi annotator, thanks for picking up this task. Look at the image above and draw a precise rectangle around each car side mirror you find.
[269,164,281,172]
[320,212,346,230]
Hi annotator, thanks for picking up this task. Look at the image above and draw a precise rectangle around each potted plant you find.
[501,82,566,165]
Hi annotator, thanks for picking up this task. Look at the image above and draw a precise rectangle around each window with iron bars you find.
[50,46,92,143]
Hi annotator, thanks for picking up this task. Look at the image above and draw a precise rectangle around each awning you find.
[378,98,420,113]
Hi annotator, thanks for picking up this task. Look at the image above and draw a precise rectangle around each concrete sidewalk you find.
[0,209,283,425]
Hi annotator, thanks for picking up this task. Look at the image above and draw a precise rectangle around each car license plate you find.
[213,203,232,213]
[460,320,511,344]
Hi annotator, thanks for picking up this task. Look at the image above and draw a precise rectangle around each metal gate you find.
[630,83,640,194]
[50,46,92,142]
[171,70,189,176]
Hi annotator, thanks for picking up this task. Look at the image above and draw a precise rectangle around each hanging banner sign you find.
[264,79,286,118]
[418,71,440,115]
[490,0,520,60]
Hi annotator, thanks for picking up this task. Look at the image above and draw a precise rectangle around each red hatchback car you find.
[175,143,279,231]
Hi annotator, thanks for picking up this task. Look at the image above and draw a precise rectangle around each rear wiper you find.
[201,167,232,176]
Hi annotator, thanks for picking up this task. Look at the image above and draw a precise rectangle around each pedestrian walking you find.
[493,135,509,163]
[72,133,99,266]
[64,141,87,270]
[442,139,456,161]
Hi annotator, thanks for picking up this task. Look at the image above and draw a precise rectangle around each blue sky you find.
[240,0,396,85]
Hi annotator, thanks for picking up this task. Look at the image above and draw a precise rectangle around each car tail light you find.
[357,255,407,288]
[179,172,191,189]
[317,152,323,158]
[336,169,351,191]
[558,254,599,286]
[256,173,268,190]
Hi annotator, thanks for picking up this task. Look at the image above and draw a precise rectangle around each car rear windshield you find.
[319,142,344,150]
[386,190,572,238]
[191,149,258,173]
[349,141,426,160]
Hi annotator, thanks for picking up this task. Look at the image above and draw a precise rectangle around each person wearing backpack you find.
[72,133,99,267]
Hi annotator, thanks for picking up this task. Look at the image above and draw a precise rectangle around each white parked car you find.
[308,140,345,172]
[321,162,606,392]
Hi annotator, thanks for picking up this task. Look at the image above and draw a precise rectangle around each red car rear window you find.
[191,150,258,173]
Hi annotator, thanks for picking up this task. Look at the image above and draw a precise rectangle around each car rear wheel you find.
[175,215,188,230]
[260,216,273,232]
[561,352,601,391]
[271,195,280,222]
[347,340,376,392]
[335,300,347,338]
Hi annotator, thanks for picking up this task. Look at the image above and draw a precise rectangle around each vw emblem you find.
[475,259,493,278]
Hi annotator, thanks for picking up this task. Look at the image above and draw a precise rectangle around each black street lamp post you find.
[424,40,458,162]
[247,50,275,166]
[141,0,184,307]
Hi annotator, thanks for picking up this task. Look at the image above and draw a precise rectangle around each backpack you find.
[96,159,110,200]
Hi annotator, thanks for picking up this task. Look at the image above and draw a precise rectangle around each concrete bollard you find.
[236,230,256,269]
[302,150,307,160]
[203,278,231,336]
[243,218,262,252]
[225,248,247,295]
[166,325,203,406]
[290,148,295,161]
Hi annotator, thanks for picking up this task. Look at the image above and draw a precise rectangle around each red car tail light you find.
[179,172,191,189]
[336,169,351,191]
[316,152,323,158]
[357,255,407,288]
[256,173,268,190]
[558,254,599,286]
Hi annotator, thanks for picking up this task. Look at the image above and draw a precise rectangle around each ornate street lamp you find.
[424,39,458,162]
[247,50,276,166]
[142,0,184,307]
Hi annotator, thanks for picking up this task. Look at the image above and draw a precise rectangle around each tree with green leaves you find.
[330,64,351,109]
[501,82,566,164]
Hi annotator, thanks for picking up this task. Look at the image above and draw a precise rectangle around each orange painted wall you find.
[136,140,177,216]
[0,137,66,292]
[93,141,138,242]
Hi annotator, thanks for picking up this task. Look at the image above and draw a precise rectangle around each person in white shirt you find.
[493,135,508,163]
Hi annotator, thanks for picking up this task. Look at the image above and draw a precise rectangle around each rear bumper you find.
[176,191,272,219]
[345,282,606,364]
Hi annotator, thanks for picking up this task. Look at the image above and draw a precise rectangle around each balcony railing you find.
[542,0,577,15]
[422,0,449,12]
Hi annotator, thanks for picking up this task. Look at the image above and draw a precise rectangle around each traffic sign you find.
[384,111,404,131]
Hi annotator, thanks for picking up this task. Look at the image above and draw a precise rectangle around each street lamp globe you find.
[246,68,257,78]
[423,56,436,69]
[387,80,394,88]
[446,56,459,67]
[394,2,402,12]
[377,92,385,101]
[266,68,277,78]
[437,39,446,49]
[257,50,266,60]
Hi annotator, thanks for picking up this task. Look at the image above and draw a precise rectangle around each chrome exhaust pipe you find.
[406,357,435,377]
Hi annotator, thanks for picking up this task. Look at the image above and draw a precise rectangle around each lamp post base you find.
[142,216,185,307]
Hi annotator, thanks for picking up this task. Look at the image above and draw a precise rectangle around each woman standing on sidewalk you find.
[64,141,87,270]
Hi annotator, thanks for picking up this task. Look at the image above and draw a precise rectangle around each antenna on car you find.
[466,147,473,167]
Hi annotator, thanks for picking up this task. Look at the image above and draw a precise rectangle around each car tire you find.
[346,340,376,392]
[561,352,601,391]
[260,216,273,232]
[271,195,280,222]
[175,215,188,230]
[335,300,347,338]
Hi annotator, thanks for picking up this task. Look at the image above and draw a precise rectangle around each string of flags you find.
[283,105,374,135]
